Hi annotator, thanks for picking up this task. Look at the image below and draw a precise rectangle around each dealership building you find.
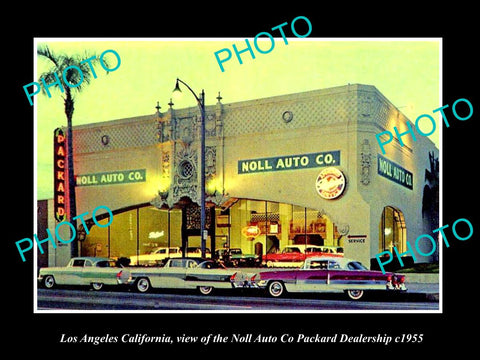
[41,84,439,269]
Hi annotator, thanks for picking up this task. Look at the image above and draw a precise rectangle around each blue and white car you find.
[38,257,130,291]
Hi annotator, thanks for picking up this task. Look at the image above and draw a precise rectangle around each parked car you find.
[129,247,181,266]
[262,245,343,267]
[127,257,244,295]
[129,246,212,266]
[236,256,406,300]
[186,247,212,258]
[305,246,344,256]
[216,248,261,267]
[38,257,130,291]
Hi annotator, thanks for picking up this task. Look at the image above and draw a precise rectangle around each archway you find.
[379,206,406,253]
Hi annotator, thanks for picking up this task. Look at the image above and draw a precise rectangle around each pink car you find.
[262,245,343,267]
[241,257,406,300]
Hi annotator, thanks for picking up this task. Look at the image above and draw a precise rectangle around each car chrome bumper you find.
[231,280,265,289]
[387,282,407,291]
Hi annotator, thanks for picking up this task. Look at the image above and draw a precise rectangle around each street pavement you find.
[403,282,439,301]
[36,271,440,311]
[37,287,439,311]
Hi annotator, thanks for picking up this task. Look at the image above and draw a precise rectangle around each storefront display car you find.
[215,248,261,267]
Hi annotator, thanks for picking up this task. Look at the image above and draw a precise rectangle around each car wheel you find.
[43,275,55,289]
[135,278,151,293]
[91,282,104,291]
[267,280,285,298]
[346,289,364,300]
[198,286,214,295]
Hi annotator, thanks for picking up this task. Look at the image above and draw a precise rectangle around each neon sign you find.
[54,128,67,222]
[242,225,261,238]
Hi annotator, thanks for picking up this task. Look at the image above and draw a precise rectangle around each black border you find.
[8,5,479,354]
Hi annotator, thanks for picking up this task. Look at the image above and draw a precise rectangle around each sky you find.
[34,38,441,200]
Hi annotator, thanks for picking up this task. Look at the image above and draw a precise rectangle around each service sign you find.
[54,128,66,222]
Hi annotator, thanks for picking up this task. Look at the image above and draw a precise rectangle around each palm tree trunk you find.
[65,91,78,258]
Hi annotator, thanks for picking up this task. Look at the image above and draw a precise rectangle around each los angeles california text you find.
[61,332,423,346]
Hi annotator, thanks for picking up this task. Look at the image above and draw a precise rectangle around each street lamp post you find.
[173,78,207,258]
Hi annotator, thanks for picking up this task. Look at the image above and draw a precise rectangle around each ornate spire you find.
[155,101,162,116]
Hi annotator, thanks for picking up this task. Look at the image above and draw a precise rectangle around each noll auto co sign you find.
[377,154,413,190]
[76,169,146,187]
[238,150,340,174]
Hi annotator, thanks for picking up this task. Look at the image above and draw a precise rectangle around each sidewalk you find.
[401,272,439,301]
[405,282,439,302]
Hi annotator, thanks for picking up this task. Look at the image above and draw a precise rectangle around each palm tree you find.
[37,44,107,258]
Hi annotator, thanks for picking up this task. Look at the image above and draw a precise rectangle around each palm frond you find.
[37,44,59,67]
[38,71,65,96]
[36,45,106,96]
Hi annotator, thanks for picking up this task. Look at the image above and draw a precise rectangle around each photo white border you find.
[32,37,443,314]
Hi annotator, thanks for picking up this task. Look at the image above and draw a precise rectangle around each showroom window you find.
[379,206,407,253]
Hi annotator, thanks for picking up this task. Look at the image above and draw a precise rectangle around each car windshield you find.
[328,261,341,270]
[71,259,85,267]
[307,248,331,253]
[169,259,195,268]
[96,260,117,268]
[284,247,301,253]
[309,260,329,269]
[346,261,368,270]
[150,248,164,254]
[197,261,226,269]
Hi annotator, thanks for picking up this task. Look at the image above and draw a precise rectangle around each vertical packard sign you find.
[54,128,67,221]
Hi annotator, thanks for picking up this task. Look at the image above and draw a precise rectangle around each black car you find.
[216,248,261,267]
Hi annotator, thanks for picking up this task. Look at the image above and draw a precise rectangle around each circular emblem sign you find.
[315,167,346,199]
[242,225,261,238]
